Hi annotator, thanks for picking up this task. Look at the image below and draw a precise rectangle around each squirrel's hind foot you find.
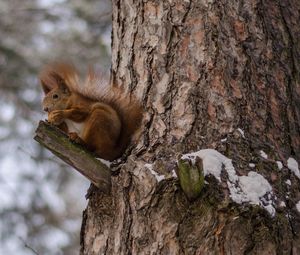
[69,132,84,144]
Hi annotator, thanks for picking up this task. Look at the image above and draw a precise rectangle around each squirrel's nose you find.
[43,107,49,112]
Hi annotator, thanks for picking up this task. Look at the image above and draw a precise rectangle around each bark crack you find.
[278,2,300,156]
[103,237,109,255]
[164,72,176,137]
[80,209,87,255]
[128,2,140,91]
[181,0,193,25]
[122,173,134,255]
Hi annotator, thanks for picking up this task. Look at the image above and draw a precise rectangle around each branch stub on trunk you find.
[34,120,111,193]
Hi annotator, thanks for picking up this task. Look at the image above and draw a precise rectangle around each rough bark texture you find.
[80,0,300,254]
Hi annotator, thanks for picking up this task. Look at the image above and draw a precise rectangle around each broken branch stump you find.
[34,120,111,193]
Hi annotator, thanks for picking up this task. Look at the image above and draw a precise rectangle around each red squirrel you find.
[39,63,143,161]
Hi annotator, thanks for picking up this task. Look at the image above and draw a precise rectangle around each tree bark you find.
[80,0,300,254]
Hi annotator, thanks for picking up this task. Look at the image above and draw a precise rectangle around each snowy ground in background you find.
[0,102,89,255]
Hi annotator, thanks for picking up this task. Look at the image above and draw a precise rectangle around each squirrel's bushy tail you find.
[86,69,143,157]
[40,62,143,159]
[108,93,143,158]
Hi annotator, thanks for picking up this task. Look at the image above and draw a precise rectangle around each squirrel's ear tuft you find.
[41,80,51,94]
[39,69,70,95]
[40,72,66,95]
[57,78,70,95]
[49,72,70,94]
[39,69,62,94]
[39,62,77,94]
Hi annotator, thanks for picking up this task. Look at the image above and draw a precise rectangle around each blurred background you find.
[0,0,111,254]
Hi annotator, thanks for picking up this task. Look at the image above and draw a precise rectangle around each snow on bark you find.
[287,157,300,179]
[145,163,165,182]
[259,150,268,159]
[276,161,283,170]
[296,201,300,213]
[181,149,276,216]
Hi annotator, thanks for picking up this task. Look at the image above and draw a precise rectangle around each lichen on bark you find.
[177,157,205,200]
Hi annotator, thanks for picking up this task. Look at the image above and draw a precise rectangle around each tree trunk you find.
[80,0,300,254]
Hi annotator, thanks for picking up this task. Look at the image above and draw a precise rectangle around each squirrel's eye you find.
[52,94,58,99]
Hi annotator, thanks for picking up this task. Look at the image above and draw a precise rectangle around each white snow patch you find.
[279,201,286,207]
[181,149,276,216]
[237,128,245,138]
[182,149,237,182]
[287,157,300,179]
[228,171,275,216]
[296,201,300,213]
[249,163,255,168]
[260,150,268,159]
[98,158,111,167]
[285,180,291,186]
[221,138,227,142]
[145,164,165,182]
[276,161,283,170]
[238,172,272,204]
[172,169,177,178]
[264,204,276,216]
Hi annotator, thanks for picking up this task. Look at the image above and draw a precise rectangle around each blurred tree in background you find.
[0,0,111,254]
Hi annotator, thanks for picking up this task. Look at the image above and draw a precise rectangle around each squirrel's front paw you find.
[69,132,83,144]
[48,110,64,125]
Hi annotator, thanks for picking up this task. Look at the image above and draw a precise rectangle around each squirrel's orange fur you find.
[39,63,143,161]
